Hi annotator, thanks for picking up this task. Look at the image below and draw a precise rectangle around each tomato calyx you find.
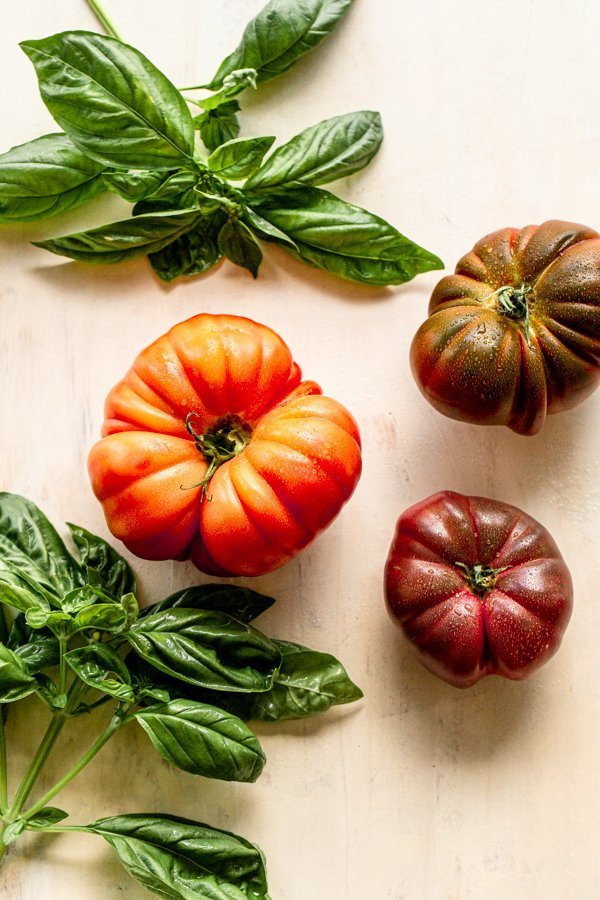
[496,283,532,321]
[455,561,509,596]
[184,412,252,500]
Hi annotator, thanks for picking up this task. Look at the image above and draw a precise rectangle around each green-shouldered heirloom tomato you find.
[88,314,362,577]
[410,220,600,434]
[385,491,573,687]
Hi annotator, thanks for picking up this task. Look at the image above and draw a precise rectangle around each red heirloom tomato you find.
[385,491,573,687]
[88,314,362,577]
[410,220,600,434]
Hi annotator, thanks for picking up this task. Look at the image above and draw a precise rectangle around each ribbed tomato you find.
[88,314,362,577]
[410,220,600,434]
[385,491,573,687]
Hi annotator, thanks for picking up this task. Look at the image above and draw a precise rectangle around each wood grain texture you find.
[1,1,599,898]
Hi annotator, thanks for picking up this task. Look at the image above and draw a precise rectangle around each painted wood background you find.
[1,1,599,897]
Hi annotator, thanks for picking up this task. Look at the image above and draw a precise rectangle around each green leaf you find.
[33,209,201,264]
[61,585,104,614]
[121,592,139,628]
[74,603,126,633]
[0,643,37,702]
[248,640,363,720]
[195,101,241,153]
[134,699,265,782]
[103,169,172,202]
[65,644,135,702]
[143,585,275,624]
[68,524,136,598]
[242,207,297,250]
[88,814,269,898]
[21,31,195,169]
[249,186,444,285]
[207,137,275,180]
[124,170,198,216]
[0,133,105,222]
[0,579,49,615]
[34,673,67,709]
[196,70,257,112]
[246,111,383,189]
[218,219,262,277]
[12,631,60,674]
[148,212,225,282]
[0,493,83,596]
[25,608,72,632]
[127,609,281,693]
[3,819,27,845]
[208,0,355,88]
[27,807,68,827]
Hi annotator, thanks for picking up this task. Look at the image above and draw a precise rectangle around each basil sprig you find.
[0,0,442,286]
[0,493,361,898]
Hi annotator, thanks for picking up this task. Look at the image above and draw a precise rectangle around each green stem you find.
[4,680,87,822]
[85,0,124,40]
[0,712,7,814]
[29,824,90,834]
[22,713,125,823]
[58,638,68,695]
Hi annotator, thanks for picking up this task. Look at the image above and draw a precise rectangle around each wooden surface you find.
[1,1,600,898]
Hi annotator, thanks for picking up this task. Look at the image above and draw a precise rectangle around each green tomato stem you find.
[0,712,7,814]
[21,713,125,823]
[85,0,124,40]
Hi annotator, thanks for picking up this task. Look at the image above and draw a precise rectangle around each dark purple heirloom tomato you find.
[384,491,573,687]
[410,220,600,435]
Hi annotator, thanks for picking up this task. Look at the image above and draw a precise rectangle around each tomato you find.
[410,220,600,434]
[88,314,362,577]
[384,491,573,687]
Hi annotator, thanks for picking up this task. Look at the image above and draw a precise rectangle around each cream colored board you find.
[1,1,599,898]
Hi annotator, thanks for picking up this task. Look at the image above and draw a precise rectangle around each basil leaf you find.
[0,133,105,222]
[3,820,27,845]
[134,699,265,782]
[242,207,297,250]
[28,807,68,828]
[249,640,362,720]
[33,210,201,264]
[68,523,136,598]
[65,644,135,702]
[208,0,355,88]
[34,673,67,710]
[195,101,241,153]
[0,580,49,615]
[249,186,443,284]
[61,585,104,614]
[208,136,275,180]
[74,603,126,633]
[197,70,257,112]
[0,644,37,702]
[121,592,139,629]
[143,585,275,624]
[153,641,362,723]
[88,814,269,898]
[246,111,383,189]
[148,212,225,282]
[0,493,83,596]
[127,609,281,693]
[25,608,72,632]
[103,169,173,202]
[218,219,262,277]
[21,32,195,169]
[13,632,60,674]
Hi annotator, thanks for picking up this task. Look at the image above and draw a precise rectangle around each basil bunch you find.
[0,0,442,285]
[0,494,361,898]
